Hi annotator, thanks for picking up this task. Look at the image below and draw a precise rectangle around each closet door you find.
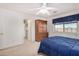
[35,20,48,42]
[0,16,4,49]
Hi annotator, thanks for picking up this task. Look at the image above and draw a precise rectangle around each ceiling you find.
[0,3,79,17]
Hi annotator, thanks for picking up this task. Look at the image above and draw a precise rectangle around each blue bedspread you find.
[38,36,79,56]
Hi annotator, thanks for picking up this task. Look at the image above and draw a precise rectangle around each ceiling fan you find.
[28,3,58,15]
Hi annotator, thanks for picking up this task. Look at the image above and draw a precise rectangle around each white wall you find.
[47,10,79,39]
[0,8,26,49]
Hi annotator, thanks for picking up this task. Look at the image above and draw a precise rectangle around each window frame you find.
[54,23,64,32]
[54,22,78,33]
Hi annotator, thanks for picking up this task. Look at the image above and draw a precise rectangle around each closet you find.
[35,20,48,42]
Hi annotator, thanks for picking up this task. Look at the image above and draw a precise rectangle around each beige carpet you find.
[0,40,44,56]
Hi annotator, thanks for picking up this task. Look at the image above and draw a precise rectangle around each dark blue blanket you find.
[38,36,79,56]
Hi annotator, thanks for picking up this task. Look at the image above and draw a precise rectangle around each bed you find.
[38,36,79,56]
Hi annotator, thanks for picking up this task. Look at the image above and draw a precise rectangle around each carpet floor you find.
[0,40,45,56]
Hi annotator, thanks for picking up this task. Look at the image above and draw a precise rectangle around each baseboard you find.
[0,41,24,50]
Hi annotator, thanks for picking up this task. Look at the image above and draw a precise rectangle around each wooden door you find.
[35,20,48,42]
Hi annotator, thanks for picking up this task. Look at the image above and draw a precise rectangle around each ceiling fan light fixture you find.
[36,9,50,15]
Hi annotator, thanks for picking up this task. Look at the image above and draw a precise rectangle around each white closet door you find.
[0,15,4,49]
[0,8,25,49]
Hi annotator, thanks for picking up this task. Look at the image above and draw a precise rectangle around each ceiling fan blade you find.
[27,8,41,11]
[46,7,58,10]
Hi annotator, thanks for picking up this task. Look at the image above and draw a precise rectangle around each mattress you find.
[38,36,79,56]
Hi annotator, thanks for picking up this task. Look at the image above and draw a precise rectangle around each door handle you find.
[0,33,4,35]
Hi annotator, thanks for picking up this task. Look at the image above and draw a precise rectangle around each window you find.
[54,22,77,33]
[64,23,77,33]
[54,24,64,32]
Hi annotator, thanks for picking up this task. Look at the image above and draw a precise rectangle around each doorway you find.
[24,19,28,40]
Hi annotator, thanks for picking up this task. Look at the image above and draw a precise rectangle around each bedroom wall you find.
[0,8,27,49]
[47,9,79,39]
